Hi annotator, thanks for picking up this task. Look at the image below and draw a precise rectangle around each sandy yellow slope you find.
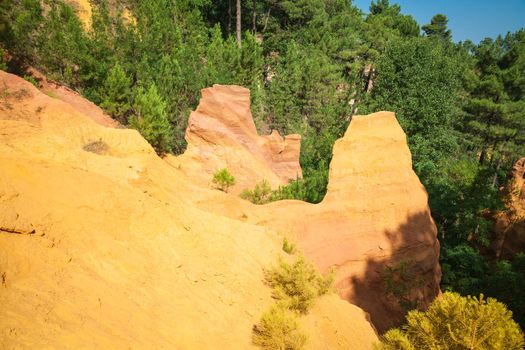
[0,71,378,348]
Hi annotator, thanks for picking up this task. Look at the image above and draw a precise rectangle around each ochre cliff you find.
[172,85,302,194]
[179,89,441,333]
[0,72,378,348]
[264,113,441,332]
[489,157,525,260]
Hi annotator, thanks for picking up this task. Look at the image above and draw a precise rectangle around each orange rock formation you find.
[176,89,441,332]
[172,85,301,194]
[0,72,378,348]
[260,113,441,332]
[489,157,525,260]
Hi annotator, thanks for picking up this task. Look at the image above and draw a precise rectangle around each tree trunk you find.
[364,64,374,93]
[252,0,257,34]
[236,0,242,48]
[492,157,502,188]
[228,0,232,35]
[263,6,271,32]
[479,145,487,165]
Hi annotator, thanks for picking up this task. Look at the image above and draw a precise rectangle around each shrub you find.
[212,168,235,192]
[264,256,333,313]
[378,292,525,350]
[240,179,272,204]
[252,302,307,350]
[381,259,425,311]
[270,178,309,202]
[23,74,38,87]
[282,238,297,255]
[83,139,109,155]
[0,48,7,71]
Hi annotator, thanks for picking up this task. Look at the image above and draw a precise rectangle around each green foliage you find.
[264,256,333,313]
[422,14,452,40]
[442,248,525,327]
[463,32,525,169]
[361,36,463,171]
[381,260,425,311]
[426,157,503,246]
[282,238,297,255]
[99,63,132,123]
[212,168,236,192]
[252,302,307,350]
[0,47,7,70]
[22,74,37,87]
[240,179,273,204]
[440,244,487,295]
[378,292,524,350]
[35,1,90,87]
[129,84,174,155]
[0,0,43,64]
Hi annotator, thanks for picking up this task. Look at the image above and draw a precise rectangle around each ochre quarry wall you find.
[171,85,302,194]
[0,71,377,348]
[178,88,442,333]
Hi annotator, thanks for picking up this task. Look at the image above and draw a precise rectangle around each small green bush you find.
[270,179,309,202]
[378,292,525,350]
[381,259,425,311]
[0,48,7,71]
[240,179,272,204]
[252,302,307,350]
[282,238,297,255]
[23,75,38,87]
[212,168,236,192]
[264,256,333,313]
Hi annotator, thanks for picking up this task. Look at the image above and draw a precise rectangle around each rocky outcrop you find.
[489,157,525,260]
[311,113,440,332]
[0,71,377,348]
[245,113,441,332]
[182,101,441,331]
[172,85,301,194]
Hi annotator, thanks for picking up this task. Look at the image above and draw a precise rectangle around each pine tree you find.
[379,292,524,350]
[464,35,525,170]
[205,25,241,85]
[100,63,132,123]
[129,84,174,155]
[422,14,452,40]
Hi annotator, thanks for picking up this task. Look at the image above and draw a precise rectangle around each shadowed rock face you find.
[309,113,441,332]
[489,157,525,260]
[175,84,301,194]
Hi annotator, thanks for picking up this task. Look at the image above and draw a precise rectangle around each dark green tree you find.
[129,84,174,155]
[99,63,132,123]
[361,36,463,172]
[422,14,452,40]
[463,35,525,177]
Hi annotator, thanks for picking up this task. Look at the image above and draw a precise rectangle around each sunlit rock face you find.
[175,84,302,195]
[178,94,442,333]
[0,71,378,349]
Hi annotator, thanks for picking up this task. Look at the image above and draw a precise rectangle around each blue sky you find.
[352,0,525,43]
